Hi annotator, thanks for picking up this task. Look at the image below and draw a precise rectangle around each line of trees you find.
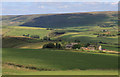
[23,34,40,38]
[72,43,90,49]
[97,34,117,37]
[97,24,116,27]
[23,34,51,40]
[43,43,62,49]
[93,33,118,37]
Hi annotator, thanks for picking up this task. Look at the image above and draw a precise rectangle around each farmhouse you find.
[101,29,108,32]
[81,47,88,50]
[87,45,96,51]
[65,42,102,51]
[65,43,78,49]
[81,45,102,51]
[81,45,95,51]
[98,45,102,50]
[66,44,73,49]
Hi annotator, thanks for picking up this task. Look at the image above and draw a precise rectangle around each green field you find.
[2,48,119,75]
[3,68,118,75]
[2,26,51,39]
[53,26,118,43]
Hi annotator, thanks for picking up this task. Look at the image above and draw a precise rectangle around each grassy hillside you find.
[2,48,118,75]
[2,11,118,28]
[1,14,53,28]
[2,36,34,48]
[20,11,118,28]
[3,26,51,38]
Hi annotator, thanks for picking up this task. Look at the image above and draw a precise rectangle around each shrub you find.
[31,35,40,38]
[54,31,65,34]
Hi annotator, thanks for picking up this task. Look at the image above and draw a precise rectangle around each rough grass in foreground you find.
[2,48,119,75]
[3,48,118,70]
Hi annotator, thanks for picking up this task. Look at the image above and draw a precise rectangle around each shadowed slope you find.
[20,13,109,28]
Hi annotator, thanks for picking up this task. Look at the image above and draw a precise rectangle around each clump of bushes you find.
[43,43,55,48]
[72,43,90,49]
[72,44,81,49]
[97,34,117,37]
[23,34,30,37]
[30,35,40,38]
[23,34,40,39]
[98,24,116,27]
[43,43,62,49]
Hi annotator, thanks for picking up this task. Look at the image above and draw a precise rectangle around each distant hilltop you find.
[2,11,118,28]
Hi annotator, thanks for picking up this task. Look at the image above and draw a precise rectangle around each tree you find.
[43,43,55,48]
[84,43,90,47]
[43,36,50,41]
[74,40,80,43]
[72,44,82,49]
[56,43,62,49]
[99,41,103,43]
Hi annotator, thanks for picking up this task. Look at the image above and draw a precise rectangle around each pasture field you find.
[56,33,118,43]
[3,67,118,75]
[54,26,118,43]
[2,48,119,75]
[2,26,51,39]
[101,44,119,51]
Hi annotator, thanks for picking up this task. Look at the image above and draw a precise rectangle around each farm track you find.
[5,62,56,71]
[107,51,120,54]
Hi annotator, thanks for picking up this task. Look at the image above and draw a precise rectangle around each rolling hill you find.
[2,11,118,28]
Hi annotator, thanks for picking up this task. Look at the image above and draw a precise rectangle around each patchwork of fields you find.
[1,11,119,75]
[2,25,119,75]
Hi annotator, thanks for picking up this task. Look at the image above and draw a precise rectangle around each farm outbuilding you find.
[81,45,102,51]
[65,43,78,49]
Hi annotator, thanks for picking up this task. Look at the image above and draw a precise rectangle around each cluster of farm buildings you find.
[65,43,102,51]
